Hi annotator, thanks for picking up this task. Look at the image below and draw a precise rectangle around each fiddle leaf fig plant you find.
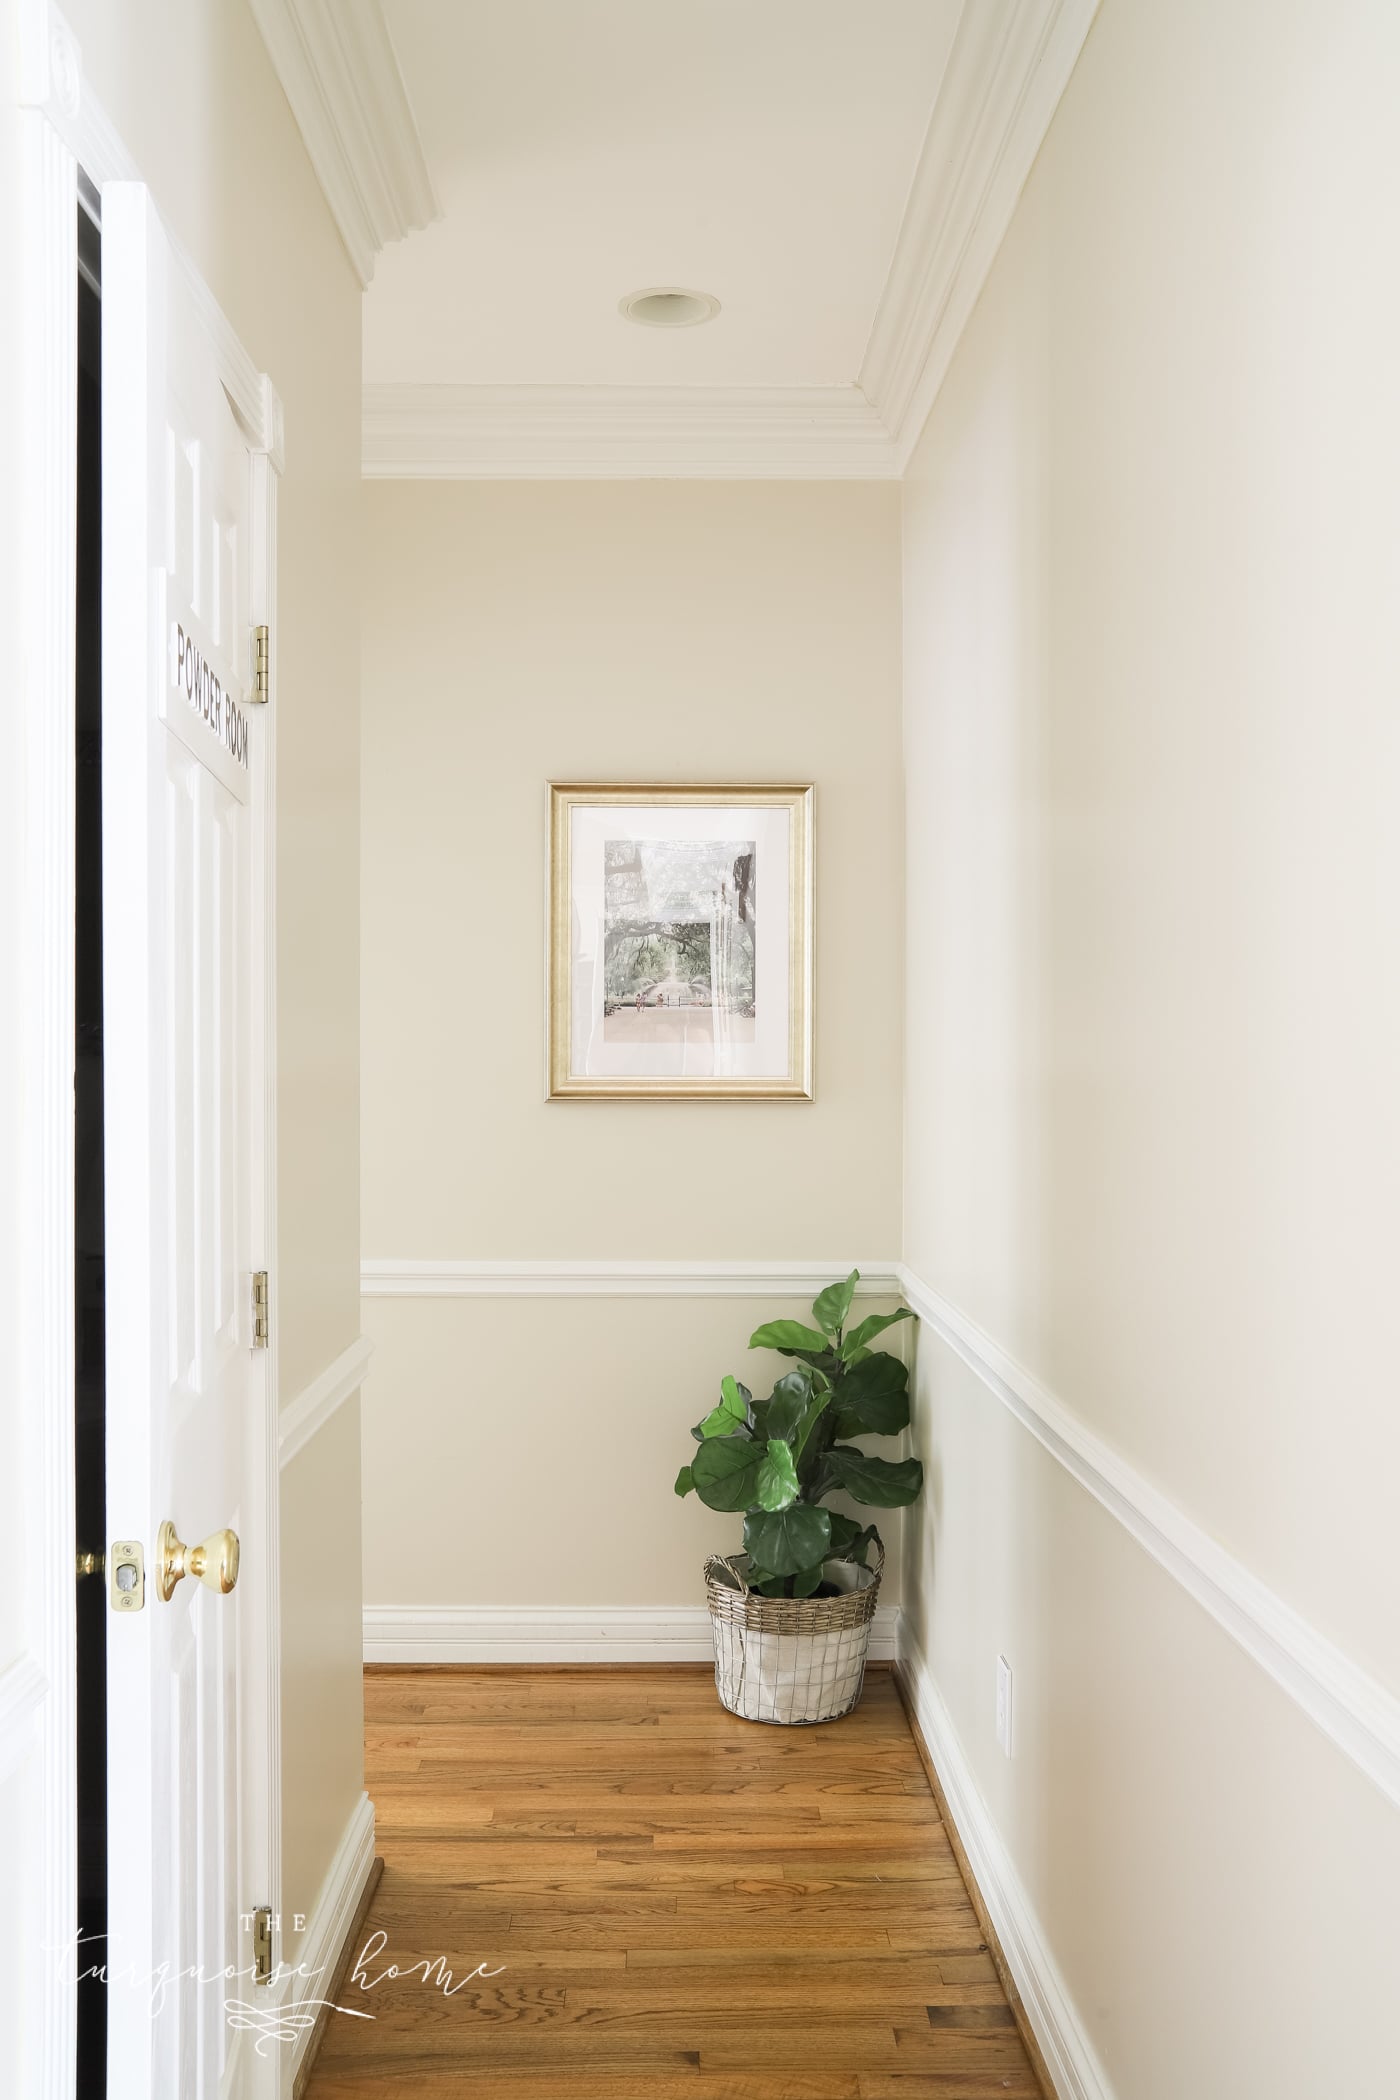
[675,1270,921,1598]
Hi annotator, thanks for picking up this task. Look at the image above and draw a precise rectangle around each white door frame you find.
[13,5,285,2091]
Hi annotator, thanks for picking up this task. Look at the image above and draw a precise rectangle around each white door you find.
[102,183,270,2100]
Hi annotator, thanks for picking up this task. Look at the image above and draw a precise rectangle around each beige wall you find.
[361,481,904,1603]
[62,0,365,1935]
[901,0,1400,2091]
[362,1295,907,1608]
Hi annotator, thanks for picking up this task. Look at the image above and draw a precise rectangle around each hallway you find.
[7,2,1399,2093]
[304,1665,1040,2097]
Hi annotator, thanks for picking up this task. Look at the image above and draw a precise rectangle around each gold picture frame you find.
[548,783,814,1100]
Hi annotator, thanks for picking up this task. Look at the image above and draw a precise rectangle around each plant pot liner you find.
[703,1544,883,1725]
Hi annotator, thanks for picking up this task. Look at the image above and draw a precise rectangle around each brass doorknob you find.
[156,1520,240,1602]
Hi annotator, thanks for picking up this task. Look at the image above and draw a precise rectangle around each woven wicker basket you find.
[704,1543,883,1725]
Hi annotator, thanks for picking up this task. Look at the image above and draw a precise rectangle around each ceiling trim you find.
[247,0,438,288]
[356,0,1099,478]
[362,385,900,481]
[861,0,1101,466]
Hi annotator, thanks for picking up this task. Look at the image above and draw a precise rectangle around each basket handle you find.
[705,1540,883,1592]
[704,1552,750,1595]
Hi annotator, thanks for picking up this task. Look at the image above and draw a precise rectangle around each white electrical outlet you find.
[995,1655,1013,1756]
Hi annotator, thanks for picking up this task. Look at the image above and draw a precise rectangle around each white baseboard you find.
[896,1619,1114,2100]
[284,1790,376,2089]
[364,1603,900,1666]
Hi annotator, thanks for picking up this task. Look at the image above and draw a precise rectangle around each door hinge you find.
[251,1906,273,1986]
[251,624,270,705]
[252,1270,270,1349]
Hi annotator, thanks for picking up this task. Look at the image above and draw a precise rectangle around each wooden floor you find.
[304,1663,1042,2100]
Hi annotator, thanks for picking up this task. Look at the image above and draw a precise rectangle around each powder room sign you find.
[158,586,253,804]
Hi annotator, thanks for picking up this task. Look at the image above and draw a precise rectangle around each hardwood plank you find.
[858,2078,1043,2098]
[303,1665,1044,2100]
[492,1920,916,1952]
[311,2077,859,2100]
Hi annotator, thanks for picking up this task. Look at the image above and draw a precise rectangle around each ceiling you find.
[365,0,961,390]
[249,0,1100,475]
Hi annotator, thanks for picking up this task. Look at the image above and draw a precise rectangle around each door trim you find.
[14,44,80,2097]
[15,7,286,2090]
[19,1,284,467]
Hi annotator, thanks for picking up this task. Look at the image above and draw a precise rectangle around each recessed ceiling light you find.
[619,287,721,329]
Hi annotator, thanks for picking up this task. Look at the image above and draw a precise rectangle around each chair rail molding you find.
[898,1262,1400,1815]
[246,0,438,287]
[896,1626,1115,2100]
[360,1257,903,1300]
[365,1603,899,1667]
[279,1335,374,1468]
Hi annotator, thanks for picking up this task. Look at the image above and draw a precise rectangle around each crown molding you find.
[861,0,1101,467]
[246,0,438,288]
[361,383,900,480]
[357,0,1099,480]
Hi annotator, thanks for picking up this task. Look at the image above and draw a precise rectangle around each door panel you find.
[102,181,265,2100]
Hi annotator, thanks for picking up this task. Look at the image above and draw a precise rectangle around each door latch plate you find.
[109,1540,145,1612]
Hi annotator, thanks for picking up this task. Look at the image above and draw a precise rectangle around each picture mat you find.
[569,803,793,1079]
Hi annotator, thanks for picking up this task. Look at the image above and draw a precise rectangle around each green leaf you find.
[690,1436,766,1512]
[832,1352,910,1438]
[811,1270,859,1337]
[851,1525,880,1566]
[744,1504,832,1577]
[826,1512,881,1565]
[748,1318,832,1358]
[842,1306,915,1358]
[791,1387,833,1465]
[839,1520,881,1570]
[790,1562,825,1596]
[694,1373,751,1440]
[753,1439,800,1512]
[825,1448,924,1508]
[765,1368,815,1441]
[674,1464,694,1497]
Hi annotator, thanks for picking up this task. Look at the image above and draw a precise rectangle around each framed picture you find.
[548,783,813,1100]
